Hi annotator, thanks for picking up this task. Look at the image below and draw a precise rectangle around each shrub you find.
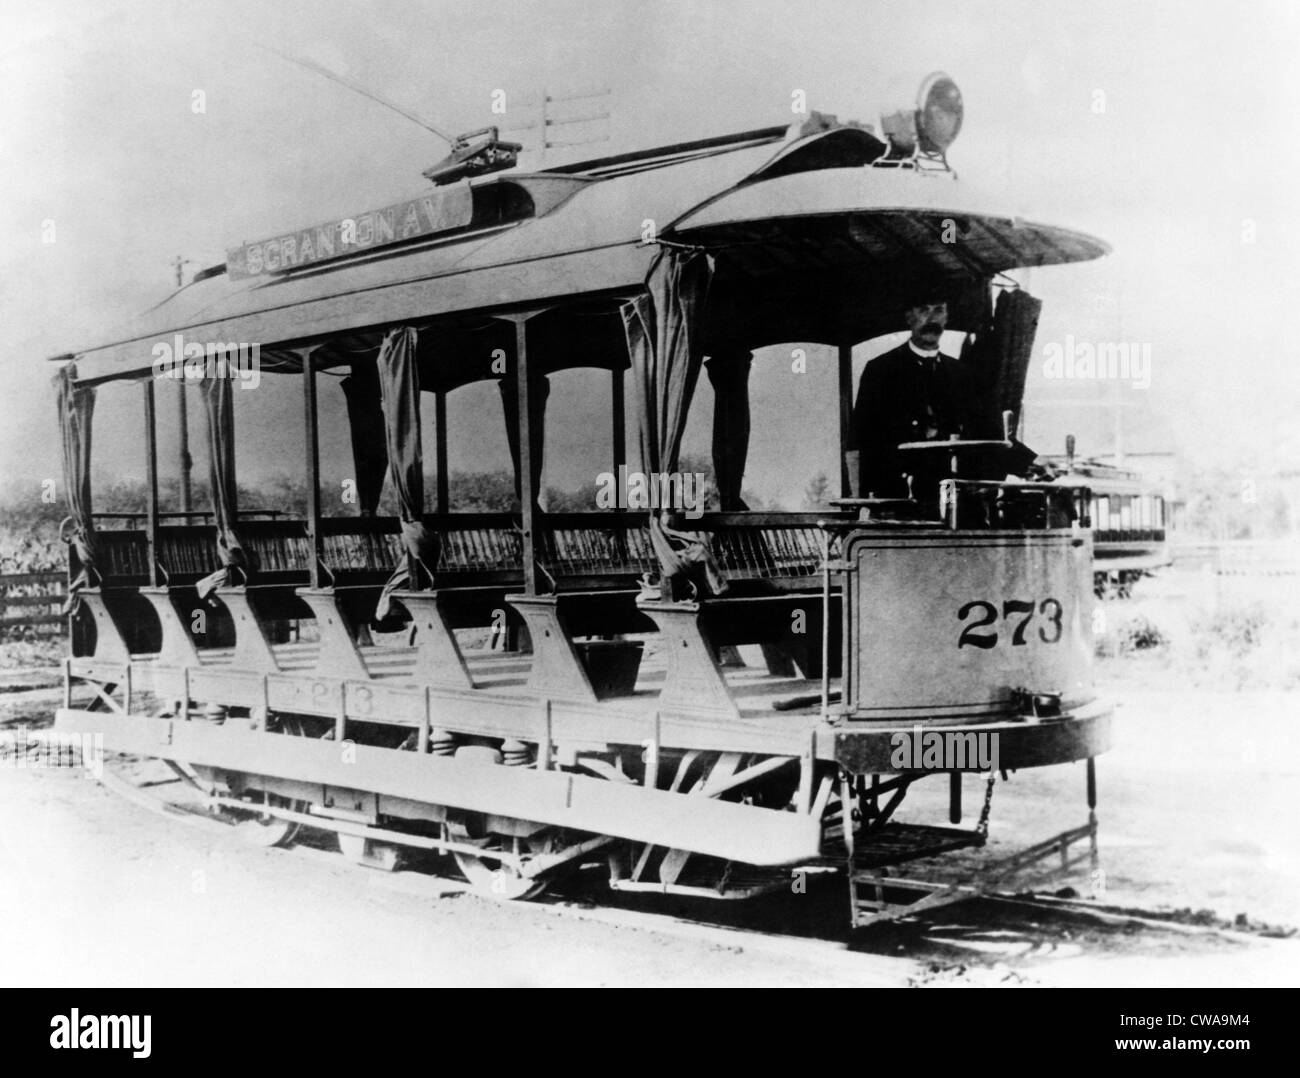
[1181,600,1300,690]
[1095,608,1169,658]
[1191,603,1269,659]
[1117,613,1167,653]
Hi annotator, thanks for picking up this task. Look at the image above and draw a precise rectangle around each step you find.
[850,822,986,875]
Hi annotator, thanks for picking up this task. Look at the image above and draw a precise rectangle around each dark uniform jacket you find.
[848,342,981,498]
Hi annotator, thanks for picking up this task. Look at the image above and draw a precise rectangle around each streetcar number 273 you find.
[957,598,1063,649]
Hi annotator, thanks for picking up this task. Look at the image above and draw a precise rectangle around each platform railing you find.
[938,479,1088,531]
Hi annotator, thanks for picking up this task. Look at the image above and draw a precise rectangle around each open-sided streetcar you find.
[51,75,1112,927]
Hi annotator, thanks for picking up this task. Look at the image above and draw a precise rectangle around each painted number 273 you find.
[957,598,1063,649]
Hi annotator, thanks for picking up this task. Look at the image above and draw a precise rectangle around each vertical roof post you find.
[143,378,159,588]
[611,364,625,492]
[177,379,193,519]
[838,342,854,498]
[301,346,323,590]
[434,388,449,517]
[497,310,547,596]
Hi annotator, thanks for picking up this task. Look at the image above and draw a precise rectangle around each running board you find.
[54,707,821,866]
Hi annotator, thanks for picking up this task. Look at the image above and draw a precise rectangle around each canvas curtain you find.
[196,366,250,598]
[621,248,727,599]
[375,326,438,619]
[955,287,1043,479]
[988,288,1043,432]
[340,358,389,516]
[53,364,98,607]
[705,350,753,511]
[498,373,550,505]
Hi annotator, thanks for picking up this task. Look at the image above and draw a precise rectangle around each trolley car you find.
[51,75,1112,926]
[1045,453,1171,598]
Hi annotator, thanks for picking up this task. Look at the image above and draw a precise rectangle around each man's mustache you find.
[920,322,944,334]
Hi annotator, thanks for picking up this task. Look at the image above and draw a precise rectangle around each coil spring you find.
[427,728,457,756]
[501,738,533,767]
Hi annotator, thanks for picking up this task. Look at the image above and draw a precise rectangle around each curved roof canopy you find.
[55,121,1109,385]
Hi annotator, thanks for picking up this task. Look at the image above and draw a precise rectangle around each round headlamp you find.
[881,71,963,157]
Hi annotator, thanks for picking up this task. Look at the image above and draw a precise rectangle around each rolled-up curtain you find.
[340,358,389,516]
[705,350,753,511]
[375,326,438,619]
[621,248,727,599]
[53,364,98,607]
[989,288,1043,435]
[196,367,250,599]
[499,373,550,505]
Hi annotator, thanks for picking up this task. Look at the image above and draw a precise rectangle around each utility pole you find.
[172,256,194,515]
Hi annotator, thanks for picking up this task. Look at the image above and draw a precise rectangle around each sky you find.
[3,0,1299,510]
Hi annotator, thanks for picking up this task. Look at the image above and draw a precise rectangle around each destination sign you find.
[225,181,474,279]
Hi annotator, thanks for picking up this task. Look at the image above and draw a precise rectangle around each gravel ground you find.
[0,758,909,987]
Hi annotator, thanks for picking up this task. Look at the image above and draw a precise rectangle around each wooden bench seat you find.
[71,530,154,659]
[78,512,850,704]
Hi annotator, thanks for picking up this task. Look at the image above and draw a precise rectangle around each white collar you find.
[907,341,941,359]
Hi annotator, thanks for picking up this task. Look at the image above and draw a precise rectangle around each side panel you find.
[844,529,1094,720]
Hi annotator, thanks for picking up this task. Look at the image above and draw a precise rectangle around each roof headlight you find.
[881,71,963,157]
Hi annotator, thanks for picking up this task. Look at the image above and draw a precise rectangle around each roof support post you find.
[434,388,449,516]
[515,316,539,595]
[838,342,854,498]
[301,347,323,590]
[497,311,547,596]
[177,379,193,518]
[143,378,160,588]
[611,364,625,481]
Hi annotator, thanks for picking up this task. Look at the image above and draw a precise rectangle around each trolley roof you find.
[52,120,1110,385]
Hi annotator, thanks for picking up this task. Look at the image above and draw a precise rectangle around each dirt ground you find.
[0,761,892,988]
[1,567,1298,987]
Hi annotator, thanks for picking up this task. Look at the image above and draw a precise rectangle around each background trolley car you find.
[51,74,1112,927]
[1042,449,1171,598]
